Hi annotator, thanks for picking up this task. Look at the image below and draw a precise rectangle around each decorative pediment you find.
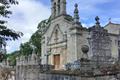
[47,24,65,45]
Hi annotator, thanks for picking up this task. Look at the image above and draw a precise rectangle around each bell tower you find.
[51,0,66,19]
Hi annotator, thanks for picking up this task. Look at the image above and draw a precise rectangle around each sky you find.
[6,0,120,53]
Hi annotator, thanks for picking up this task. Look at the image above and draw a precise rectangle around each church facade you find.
[41,0,120,70]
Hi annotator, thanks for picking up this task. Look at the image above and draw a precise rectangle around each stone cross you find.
[95,16,101,28]
[95,16,100,25]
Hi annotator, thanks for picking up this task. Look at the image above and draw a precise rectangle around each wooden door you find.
[53,54,60,69]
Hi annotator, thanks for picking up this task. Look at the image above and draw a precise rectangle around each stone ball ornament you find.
[81,45,89,54]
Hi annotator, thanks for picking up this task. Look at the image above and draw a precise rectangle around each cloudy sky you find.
[6,0,120,53]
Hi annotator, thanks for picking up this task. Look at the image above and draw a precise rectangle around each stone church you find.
[41,0,120,70]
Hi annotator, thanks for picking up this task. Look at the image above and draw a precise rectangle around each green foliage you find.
[6,51,19,66]
[37,16,51,34]
[0,0,18,5]
[0,0,23,41]
[8,42,33,65]
[7,32,40,65]
[7,16,52,65]
[18,17,51,56]
[30,30,41,55]
[18,31,42,57]
[0,0,23,62]
[20,42,32,56]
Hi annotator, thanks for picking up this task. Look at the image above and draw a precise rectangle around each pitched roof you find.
[104,22,120,35]
[105,22,120,27]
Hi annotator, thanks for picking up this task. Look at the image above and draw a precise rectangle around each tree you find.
[7,17,52,63]
[0,1,22,79]
[0,0,18,4]
[20,42,32,56]
[30,30,41,55]
[0,0,23,61]
[6,51,20,66]
[0,0,22,41]
[37,16,51,34]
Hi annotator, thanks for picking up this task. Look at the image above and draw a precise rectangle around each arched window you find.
[58,0,60,15]
[54,2,56,16]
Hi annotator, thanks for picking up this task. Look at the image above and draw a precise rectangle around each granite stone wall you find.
[16,64,120,80]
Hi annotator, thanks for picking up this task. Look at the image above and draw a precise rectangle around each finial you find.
[95,16,100,25]
[75,3,78,8]
[94,16,101,28]
[81,45,89,59]
[74,3,78,14]
[74,3,80,25]
[109,18,111,23]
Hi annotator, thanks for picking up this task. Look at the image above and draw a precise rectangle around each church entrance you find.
[53,54,60,69]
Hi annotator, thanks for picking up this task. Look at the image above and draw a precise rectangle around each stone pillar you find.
[67,4,83,63]
[91,16,112,67]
